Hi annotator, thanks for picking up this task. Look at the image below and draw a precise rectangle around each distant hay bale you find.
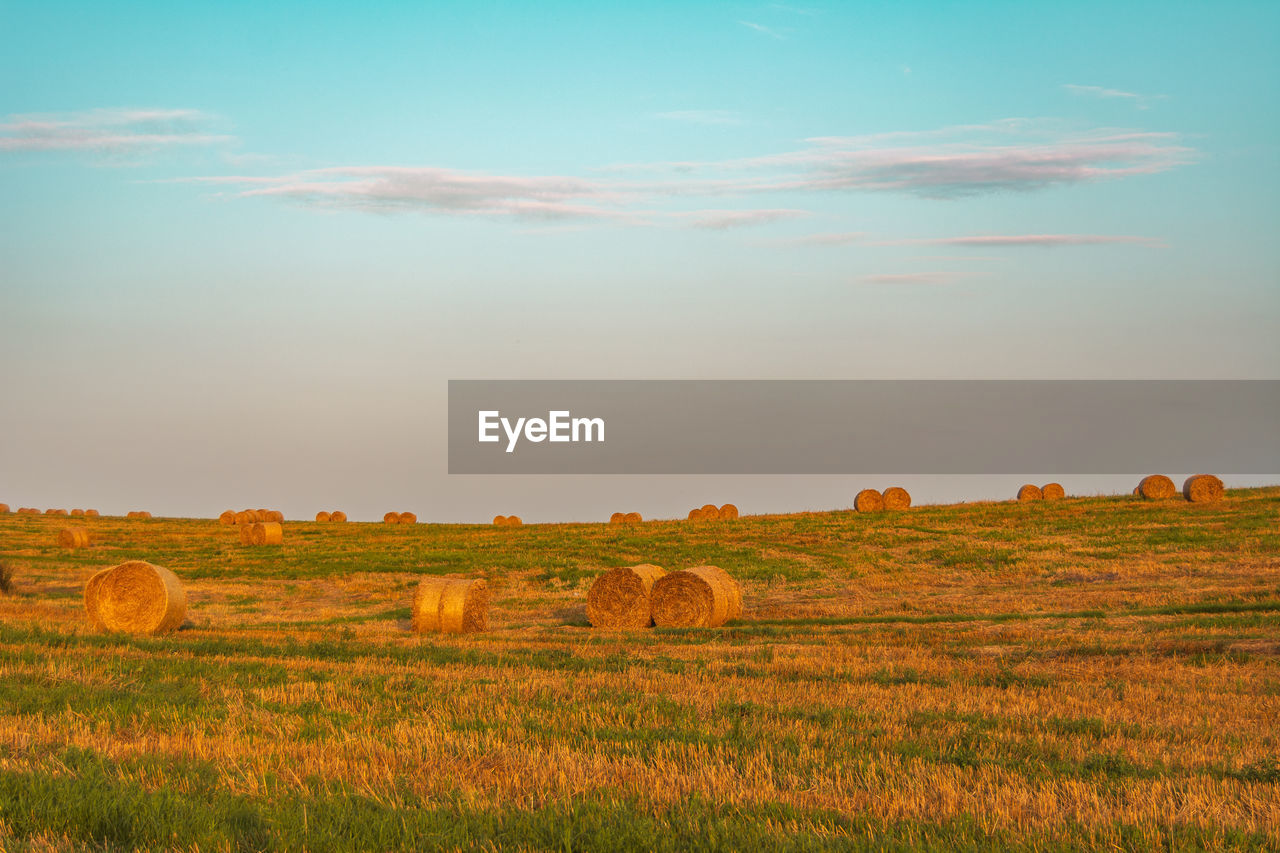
[234,510,253,525]
[71,509,84,516]
[84,560,186,635]
[316,511,332,522]
[1016,485,1042,502]
[136,511,152,519]
[854,489,884,512]
[1138,475,1177,500]
[493,515,507,525]
[651,565,742,628]
[586,564,666,629]
[609,512,624,524]
[384,512,400,524]
[398,512,417,524]
[687,508,704,521]
[719,504,739,520]
[84,509,99,517]
[219,510,237,526]
[1041,483,1066,501]
[506,516,522,526]
[412,577,488,634]
[265,510,284,523]
[58,527,90,549]
[0,504,8,514]
[248,522,283,546]
[1183,474,1224,504]
[329,511,347,523]
[882,488,911,510]
[46,509,68,516]
[700,504,721,520]
[624,512,642,523]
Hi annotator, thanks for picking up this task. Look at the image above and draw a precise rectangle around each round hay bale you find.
[651,565,741,628]
[84,561,186,635]
[1016,485,1042,502]
[1133,486,1141,496]
[137,511,152,519]
[330,511,347,523]
[506,516,522,526]
[687,508,704,521]
[718,504,739,520]
[882,488,911,510]
[412,577,488,634]
[84,509,99,517]
[265,510,284,523]
[699,504,721,520]
[493,515,506,526]
[249,522,283,546]
[1041,483,1066,501]
[609,512,624,524]
[71,509,84,517]
[854,489,884,512]
[1138,475,1177,500]
[234,510,253,525]
[316,511,332,522]
[384,512,400,524]
[623,512,642,523]
[1183,474,1224,504]
[219,510,237,526]
[398,512,417,524]
[46,509,68,516]
[238,524,254,545]
[586,564,666,629]
[58,527,90,549]
[0,504,8,514]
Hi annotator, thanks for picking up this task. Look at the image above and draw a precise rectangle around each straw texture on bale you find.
[248,522,283,546]
[58,527,90,549]
[586,564,666,629]
[624,512,642,523]
[493,515,507,526]
[137,511,152,519]
[719,504,739,520]
[1138,475,1177,500]
[687,508,704,521]
[384,512,400,524]
[84,561,186,635]
[1041,483,1066,501]
[412,577,489,634]
[238,524,254,545]
[316,511,331,522]
[234,510,252,525]
[1183,474,1224,504]
[0,504,8,513]
[506,516,522,526]
[330,511,347,522]
[700,504,721,520]
[85,509,99,517]
[219,510,236,526]
[609,512,623,524]
[651,565,742,628]
[882,488,911,510]
[398,512,417,524]
[854,489,884,513]
[1017,485,1042,502]
[1133,487,1141,496]
[46,509,68,516]
[266,510,284,523]
[71,509,84,516]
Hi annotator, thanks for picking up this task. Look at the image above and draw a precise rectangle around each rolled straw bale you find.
[718,504,739,520]
[256,509,270,518]
[493,515,507,525]
[219,510,237,526]
[85,509,99,517]
[854,489,884,512]
[47,509,68,516]
[125,512,137,519]
[58,527,90,549]
[624,512,643,523]
[384,512,400,524]
[651,565,741,628]
[1183,474,1224,504]
[700,504,721,520]
[398,512,417,524]
[586,564,666,629]
[412,577,488,634]
[1041,483,1066,501]
[609,512,624,524]
[239,524,254,545]
[136,511,152,519]
[234,511,253,525]
[266,510,284,523]
[1016,485,1042,502]
[1138,475,1177,500]
[71,509,84,517]
[248,522,283,546]
[506,516,522,526]
[1133,487,1141,496]
[84,561,186,635]
[0,504,8,513]
[882,488,911,510]
[687,508,704,521]
[330,511,347,523]
[316,511,332,523]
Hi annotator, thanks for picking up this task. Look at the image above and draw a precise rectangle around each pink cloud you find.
[878,234,1167,247]
[0,108,230,154]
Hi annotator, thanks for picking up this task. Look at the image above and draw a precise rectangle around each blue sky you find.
[2,1,1277,520]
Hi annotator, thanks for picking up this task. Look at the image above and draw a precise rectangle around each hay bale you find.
[1138,475,1177,500]
[718,504,739,520]
[234,510,253,525]
[651,565,742,628]
[265,510,284,523]
[1183,474,1224,503]
[1041,483,1065,501]
[46,509,68,516]
[687,508,704,521]
[238,524,254,545]
[330,511,347,523]
[398,512,417,524]
[624,512,643,523]
[316,511,331,522]
[882,488,911,510]
[1133,487,1141,496]
[71,509,84,516]
[1016,485,1042,502]
[506,516,522,526]
[0,504,8,514]
[136,511,152,519]
[699,504,721,520]
[248,522,283,546]
[57,527,90,549]
[85,509,99,517]
[493,515,506,525]
[586,564,666,629]
[219,510,237,526]
[609,512,624,524]
[854,489,884,512]
[84,560,186,635]
[412,577,488,634]
[384,512,400,524]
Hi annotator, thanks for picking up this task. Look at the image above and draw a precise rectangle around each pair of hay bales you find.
[384,512,417,524]
[1136,474,1224,503]
[687,504,739,521]
[15,507,41,515]
[125,511,153,519]
[586,564,742,629]
[1017,483,1066,502]
[315,511,348,523]
[45,509,69,517]
[58,527,92,548]
[609,512,643,524]
[238,521,283,546]
[223,509,284,525]
[493,515,523,526]
[85,561,186,635]
[853,488,911,512]
[412,577,489,634]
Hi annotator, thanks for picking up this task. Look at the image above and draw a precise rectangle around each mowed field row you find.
[0,489,1278,851]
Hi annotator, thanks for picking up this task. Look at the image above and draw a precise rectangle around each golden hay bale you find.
[1138,475,1177,500]
[699,504,721,520]
[265,510,284,523]
[854,489,884,512]
[384,512,400,524]
[1183,474,1224,504]
[493,515,507,526]
[412,577,489,634]
[1133,487,1141,496]
[330,511,347,523]
[84,509,99,517]
[1041,483,1066,501]
[84,560,186,635]
[506,516,522,526]
[882,488,911,510]
[624,511,643,523]
[234,510,253,525]
[0,503,8,513]
[316,511,332,523]
[718,504,739,520]
[219,510,237,526]
[651,565,742,628]
[136,511,152,519]
[46,509,68,516]
[248,522,283,546]
[238,524,254,545]
[586,564,666,629]
[609,512,624,524]
[71,509,84,516]
[1016,485,1042,502]
[57,527,90,549]
[398,512,417,524]
[687,508,704,521]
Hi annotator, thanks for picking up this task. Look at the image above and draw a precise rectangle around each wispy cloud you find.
[654,110,743,126]
[782,231,867,246]
[1063,84,1167,110]
[879,233,1167,247]
[675,209,809,229]
[0,108,231,155]
[860,271,973,285]
[739,20,785,39]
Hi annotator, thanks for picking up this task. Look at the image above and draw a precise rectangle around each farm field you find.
[0,489,1278,851]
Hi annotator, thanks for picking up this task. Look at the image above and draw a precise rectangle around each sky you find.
[2,1,1278,521]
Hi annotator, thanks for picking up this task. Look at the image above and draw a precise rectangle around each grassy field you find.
[1,489,1278,851]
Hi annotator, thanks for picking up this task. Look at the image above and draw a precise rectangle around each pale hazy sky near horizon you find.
[2,1,1278,521]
